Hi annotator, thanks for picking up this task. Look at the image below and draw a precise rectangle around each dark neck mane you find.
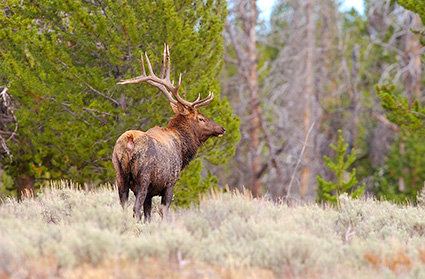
[167,115,201,169]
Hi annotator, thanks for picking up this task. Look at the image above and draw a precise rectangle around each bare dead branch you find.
[257,106,286,195]
[83,107,117,119]
[256,146,285,179]
[82,81,121,107]
[0,134,13,160]
[285,121,316,203]
[55,58,121,107]
[82,107,108,125]
[369,110,401,133]
[0,86,18,144]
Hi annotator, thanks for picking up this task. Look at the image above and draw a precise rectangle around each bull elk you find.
[112,44,225,221]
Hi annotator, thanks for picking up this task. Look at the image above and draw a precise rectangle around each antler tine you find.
[177,73,182,90]
[163,45,181,93]
[140,52,146,76]
[145,52,155,76]
[170,72,195,107]
[160,44,167,79]
[166,44,171,83]
[193,91,215,108]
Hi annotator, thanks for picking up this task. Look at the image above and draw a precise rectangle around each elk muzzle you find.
[217,126,226,138]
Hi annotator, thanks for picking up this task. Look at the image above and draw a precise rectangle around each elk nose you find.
[217,127,226,137]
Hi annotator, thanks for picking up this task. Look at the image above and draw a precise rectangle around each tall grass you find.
[1,181,425,278]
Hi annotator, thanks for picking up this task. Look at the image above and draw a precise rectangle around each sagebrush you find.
[2,181,425,278]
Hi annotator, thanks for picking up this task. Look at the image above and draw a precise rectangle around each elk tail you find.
[126,134,134,157]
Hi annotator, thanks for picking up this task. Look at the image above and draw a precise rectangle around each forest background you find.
[1,0,425,205]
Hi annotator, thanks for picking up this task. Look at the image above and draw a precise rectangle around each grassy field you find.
[1,182,425,278]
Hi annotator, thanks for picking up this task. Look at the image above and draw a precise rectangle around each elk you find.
[112,44,225,221]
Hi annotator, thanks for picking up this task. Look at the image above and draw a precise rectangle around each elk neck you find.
[167,114,202,169]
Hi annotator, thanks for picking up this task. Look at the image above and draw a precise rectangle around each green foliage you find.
[376,85,425,134]
[398,0,425,40]
[0,171,14,198]
[388,0,425,131]
[0,0,239,203]
[375,86,425,203]
[373,0,425,204]
[317,130,365,204]
[3,185,425,277]
[374,132,425,203]
[174,159,218,208]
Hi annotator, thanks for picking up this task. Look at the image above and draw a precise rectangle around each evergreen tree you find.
[375,0,425,132]
[317,130,365,204]
[376,85,425,134]
[0,0,239,204]
[375,85,425,202]
[374,131,425,203]
[373,0,425,202]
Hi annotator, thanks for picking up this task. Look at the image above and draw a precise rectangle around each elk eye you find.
[199,117,205,122]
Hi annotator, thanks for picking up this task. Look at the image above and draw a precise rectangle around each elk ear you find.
[170,102,191,116]
[170,102,179,114]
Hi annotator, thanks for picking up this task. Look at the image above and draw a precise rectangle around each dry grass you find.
[1,257,276,279]
[2,182,425,278]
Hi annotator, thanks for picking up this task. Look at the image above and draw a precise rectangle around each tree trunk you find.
[225,0,263,197]
[402,11,422,103]
[246,0,262,197]
[300,0,316,198]
[348,44,360,152]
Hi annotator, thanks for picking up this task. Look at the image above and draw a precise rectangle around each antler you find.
[117,44,214,109]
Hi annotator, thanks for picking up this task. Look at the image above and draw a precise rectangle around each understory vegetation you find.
[1,182,425,278]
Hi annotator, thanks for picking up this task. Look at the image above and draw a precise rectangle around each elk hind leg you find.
[113,153,130,208]
[115,171,130,209]
[143,195,153,222]
[133,178,149,221]
[160,185,174,220]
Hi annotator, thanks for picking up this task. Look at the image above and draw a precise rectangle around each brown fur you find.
[112,108,225,221]
[146,127,175,146]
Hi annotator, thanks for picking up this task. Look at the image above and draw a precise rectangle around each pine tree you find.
[375,85,425,203]
[372,0,425,203]
[376,85,425,134]
[374,131,425,203]
[0,0,240,204]
[317,130,365,204]
[375,0,425,132]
